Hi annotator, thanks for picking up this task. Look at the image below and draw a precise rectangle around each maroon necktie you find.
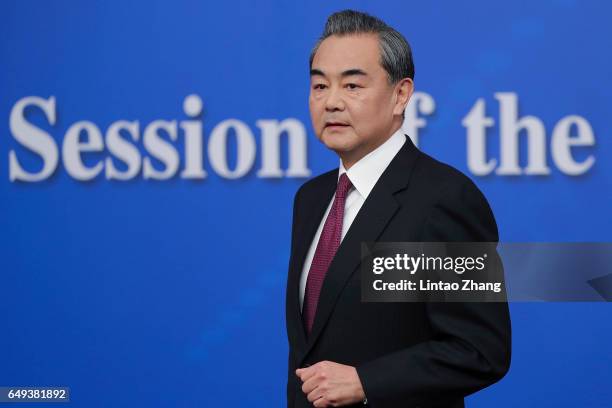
[302,173,353,336]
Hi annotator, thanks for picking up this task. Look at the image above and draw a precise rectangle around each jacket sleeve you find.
[355,179,512,407]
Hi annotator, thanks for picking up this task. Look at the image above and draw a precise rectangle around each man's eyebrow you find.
[309,68,369,77]
[310,68,326,77]
[340,68,368,77]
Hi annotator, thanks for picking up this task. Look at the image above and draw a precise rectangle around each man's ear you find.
[393,78,414,116]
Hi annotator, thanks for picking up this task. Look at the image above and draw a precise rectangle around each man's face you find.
[309,33,407,164]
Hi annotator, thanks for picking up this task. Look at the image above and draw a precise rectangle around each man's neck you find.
[340,123,403,170]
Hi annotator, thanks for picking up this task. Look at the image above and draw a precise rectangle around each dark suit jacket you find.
[286,135,511,407]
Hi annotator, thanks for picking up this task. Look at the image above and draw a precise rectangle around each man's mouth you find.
[325,121,350,129]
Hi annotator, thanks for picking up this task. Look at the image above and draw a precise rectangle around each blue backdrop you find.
[1,1,611,406]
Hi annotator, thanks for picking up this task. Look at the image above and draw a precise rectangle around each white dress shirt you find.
[299,129,406,310]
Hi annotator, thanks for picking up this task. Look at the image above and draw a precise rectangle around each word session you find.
[8,95,311,182]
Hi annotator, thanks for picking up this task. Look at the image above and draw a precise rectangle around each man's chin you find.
[322,140,355,155]
[319,130,356,152]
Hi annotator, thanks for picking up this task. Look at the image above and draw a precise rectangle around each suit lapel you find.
[287,170,337,355]
[298,135,421,365]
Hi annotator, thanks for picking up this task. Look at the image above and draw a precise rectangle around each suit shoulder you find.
[410,150,496,223]
[412,150,485,200]
[412,151,499,240]
[415,152,475,189]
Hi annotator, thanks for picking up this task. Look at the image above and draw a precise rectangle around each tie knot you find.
[336,173,353,198]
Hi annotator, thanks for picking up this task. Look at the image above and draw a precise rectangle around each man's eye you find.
[346,83,360,90]
[313,84,327,90]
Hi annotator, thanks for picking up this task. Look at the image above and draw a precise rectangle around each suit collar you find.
[339,128,406,201]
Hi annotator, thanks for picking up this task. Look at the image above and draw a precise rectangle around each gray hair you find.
[309,10,415,84]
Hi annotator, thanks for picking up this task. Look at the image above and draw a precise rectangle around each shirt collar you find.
[338,128,406,200]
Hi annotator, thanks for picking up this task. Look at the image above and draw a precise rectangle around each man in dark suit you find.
[286,10,511,407]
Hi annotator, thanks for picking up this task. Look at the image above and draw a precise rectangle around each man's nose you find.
[325,86,345,112]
